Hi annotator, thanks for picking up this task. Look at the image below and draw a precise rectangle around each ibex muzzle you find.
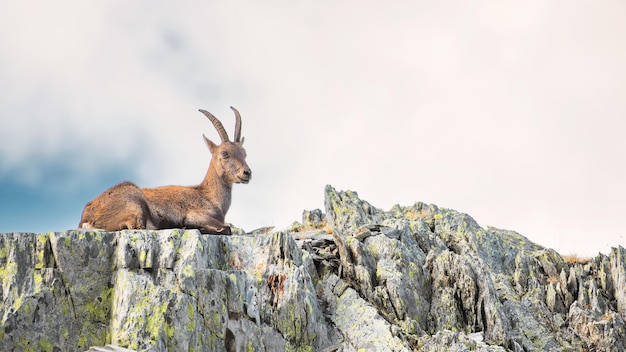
[79,106,251,235]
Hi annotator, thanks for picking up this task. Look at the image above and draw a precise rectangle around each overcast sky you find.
[1,1,624,256]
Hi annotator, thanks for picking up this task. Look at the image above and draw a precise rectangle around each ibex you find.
[79,107,251,235]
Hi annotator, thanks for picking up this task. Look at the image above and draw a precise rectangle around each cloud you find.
[0,1,625,256]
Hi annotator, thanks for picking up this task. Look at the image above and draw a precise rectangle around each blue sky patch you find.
[0,163,138,233]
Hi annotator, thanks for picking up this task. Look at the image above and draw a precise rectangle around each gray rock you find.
[1,185,626,351]
[86,345,137,352]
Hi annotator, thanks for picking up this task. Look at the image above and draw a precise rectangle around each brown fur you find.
[79,181,150,231]
[79,107,251,235]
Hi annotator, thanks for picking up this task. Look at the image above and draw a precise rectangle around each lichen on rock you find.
[1,185,626,351]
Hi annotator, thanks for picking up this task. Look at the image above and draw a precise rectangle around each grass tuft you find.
[562,254,592,265]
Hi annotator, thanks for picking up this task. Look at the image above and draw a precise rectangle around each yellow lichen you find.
[183,264,194,277]
[39,338,54,352]
[187,302,195,319]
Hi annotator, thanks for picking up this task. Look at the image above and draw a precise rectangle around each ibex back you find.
[79,107,251,235]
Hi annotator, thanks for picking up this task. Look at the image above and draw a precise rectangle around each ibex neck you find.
[199,167,233,214]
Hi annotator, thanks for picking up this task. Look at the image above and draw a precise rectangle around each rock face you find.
[1,185,625,351]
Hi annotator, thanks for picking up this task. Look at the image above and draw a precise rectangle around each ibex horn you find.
[231,106,242,143]
[199,109,229,143]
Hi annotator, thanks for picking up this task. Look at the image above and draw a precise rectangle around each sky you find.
[0,1,625,257]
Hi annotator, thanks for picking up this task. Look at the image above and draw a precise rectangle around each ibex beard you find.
[79,107,251,235]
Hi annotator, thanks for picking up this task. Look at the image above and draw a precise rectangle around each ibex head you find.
[199,106,252,184]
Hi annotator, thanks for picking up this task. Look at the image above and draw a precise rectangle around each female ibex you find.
[79,107,251,235]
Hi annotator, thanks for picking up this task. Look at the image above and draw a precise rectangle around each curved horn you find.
[231,106,242,143]
[199,109,229,143]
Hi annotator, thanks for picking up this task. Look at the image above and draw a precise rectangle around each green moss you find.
[64,236,71,247]
[0,247,6,259]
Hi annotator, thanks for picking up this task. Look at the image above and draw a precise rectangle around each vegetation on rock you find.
[1,185,625,351]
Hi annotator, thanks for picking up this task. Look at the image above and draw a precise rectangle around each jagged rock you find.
[1,185,626,351]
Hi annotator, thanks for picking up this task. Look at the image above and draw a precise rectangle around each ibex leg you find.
[184,211,231,235]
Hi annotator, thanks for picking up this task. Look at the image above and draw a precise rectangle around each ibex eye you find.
[221,151,229,158]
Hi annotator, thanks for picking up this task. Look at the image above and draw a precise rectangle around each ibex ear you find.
[203,134,218,153]
[240,136,245,145]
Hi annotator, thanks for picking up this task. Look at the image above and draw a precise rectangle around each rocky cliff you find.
[1,185,625,351]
